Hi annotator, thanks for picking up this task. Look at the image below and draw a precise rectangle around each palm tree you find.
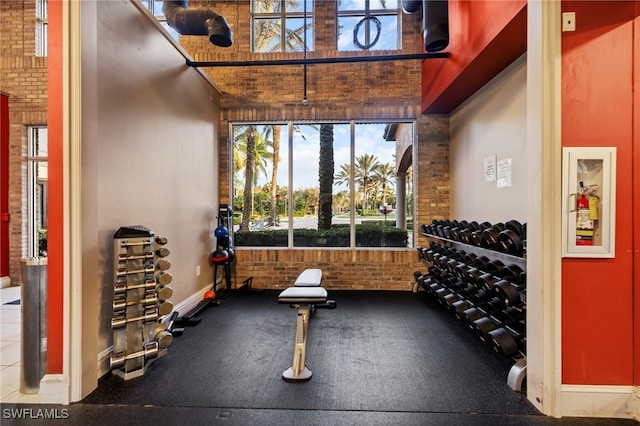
[354,153,380,213]
[336,164,350,189]
[318,125,334,230]
[373,162,395,208]
[333,190,350,214]
[263,125,281,225]
[253,0,311,53]
[234,126,273,231]
[239,126,257,231]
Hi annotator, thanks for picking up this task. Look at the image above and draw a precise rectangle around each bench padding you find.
[294,269,323,287]
[278,286,327,304]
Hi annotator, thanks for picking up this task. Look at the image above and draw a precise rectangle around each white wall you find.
[449,54,527,223]
[80,0,220,394]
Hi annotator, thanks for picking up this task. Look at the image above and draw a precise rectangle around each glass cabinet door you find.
[562,147,616,258]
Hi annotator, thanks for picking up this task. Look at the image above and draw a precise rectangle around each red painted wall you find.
[47,0,64,374]
[561,1,638,385]
[633,4,640,388]
[420,0,527,113]
[1,94,9,278]
[422,0,638,387]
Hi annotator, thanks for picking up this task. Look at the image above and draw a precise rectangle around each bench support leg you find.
[283,306,312,381]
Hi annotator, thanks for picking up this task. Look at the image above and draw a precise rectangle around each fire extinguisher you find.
[576,191,593,246]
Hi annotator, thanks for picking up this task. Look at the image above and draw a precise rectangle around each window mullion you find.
[349,120,356,248]
[287,121,294,248]
[281,3,286,52]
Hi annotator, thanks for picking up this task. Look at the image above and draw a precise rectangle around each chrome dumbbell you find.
[156,272,173,286]
[113,280,157,295]
[119,239,153,247]
[112,295,159,312]
[109,342,159,370]
[111,310,159,329]
[154,330,174,349]
[157,286,173,301]
[156,247,171,258]
[156,259,171,271]
[116,264,155,277]
[118,251,154,261]
[113,299,173,316]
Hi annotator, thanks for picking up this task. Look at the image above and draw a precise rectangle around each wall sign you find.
[484,155,497,182]
[561,147,616,258]
[497,158,512,188]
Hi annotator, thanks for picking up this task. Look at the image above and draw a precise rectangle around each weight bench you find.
[292,268,336,311]
[277,269,335,381]
[293,268,323,287]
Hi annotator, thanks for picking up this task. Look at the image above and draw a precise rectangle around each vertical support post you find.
[283,306,313,381]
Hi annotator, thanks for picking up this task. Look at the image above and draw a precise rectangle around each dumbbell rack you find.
[111,226,174,380]
[416,220,527,392]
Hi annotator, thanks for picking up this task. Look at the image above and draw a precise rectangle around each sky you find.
[236,123,401,192]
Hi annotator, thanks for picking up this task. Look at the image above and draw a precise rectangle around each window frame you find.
[336,0,402,51]
[36,0,48,57]
[229,120,415,249]
[251,0,314,53]
[26,126,48,257]
[142,0,179,40]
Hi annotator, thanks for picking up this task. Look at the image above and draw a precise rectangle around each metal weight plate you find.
[498,229,523,256]
[505,219,523,236]
[493,280,521,306]
[488,327,519,357]
[482,228,500,250]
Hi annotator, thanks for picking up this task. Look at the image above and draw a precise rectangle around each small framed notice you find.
[484,156,496,182]
[497,158,512,188]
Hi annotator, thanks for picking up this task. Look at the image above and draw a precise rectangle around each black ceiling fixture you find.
[163,0,233,47]
[402,0,450,52]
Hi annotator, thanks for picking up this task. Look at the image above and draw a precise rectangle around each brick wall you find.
[0,0,48,285]
[0,0,450,291]
[415,115,450,250]
[180,1,426,207]
[229,248,424,291]
[180,1,450,290]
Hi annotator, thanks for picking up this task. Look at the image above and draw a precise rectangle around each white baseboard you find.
[560,384,637,419]
[0,276,11,288]
[97,284,213,379]
[635,387,640,422]
[39,374,70,404]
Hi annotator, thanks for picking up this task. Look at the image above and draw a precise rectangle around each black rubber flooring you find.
[2,290,634,425]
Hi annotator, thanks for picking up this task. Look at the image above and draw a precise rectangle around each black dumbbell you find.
[485,259,505,275]
[470,229,485,247]
[500,264,524,284]
[482,223,505,250]
[472,305,524,343]
[488,319,526,357]
[493,279,526,307]
[461,296,505,329]
[504,220,523,235]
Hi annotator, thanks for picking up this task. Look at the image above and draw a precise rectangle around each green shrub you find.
[38,228,47,256]
[234,223,407,247]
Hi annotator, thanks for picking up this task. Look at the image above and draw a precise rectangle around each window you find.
[231,121,414,248]
[337,0,400,51]
[252,0,314,52]
[36,0,47,56]
[142,0,180,40]
[26,127,48,257]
